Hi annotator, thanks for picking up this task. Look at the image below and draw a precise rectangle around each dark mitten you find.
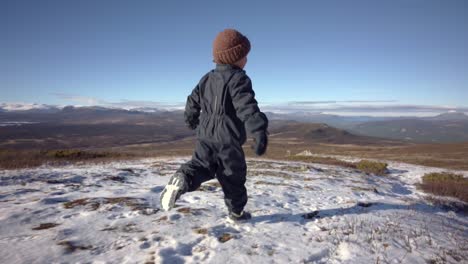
[252,131,268,156]
[184,113,199,130]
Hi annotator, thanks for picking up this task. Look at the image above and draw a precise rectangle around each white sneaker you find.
[159,173,188,211]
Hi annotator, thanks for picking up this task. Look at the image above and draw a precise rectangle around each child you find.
[160,29,269,221]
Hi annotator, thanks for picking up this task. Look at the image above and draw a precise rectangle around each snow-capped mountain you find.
[0,102,60,112]
[424,111,468,121]
[0,102,183,113]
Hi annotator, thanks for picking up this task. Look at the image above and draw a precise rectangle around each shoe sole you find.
[227,213,252,223]
[160,176,185,211]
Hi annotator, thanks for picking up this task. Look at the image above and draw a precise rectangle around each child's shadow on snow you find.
[251,202,466,225]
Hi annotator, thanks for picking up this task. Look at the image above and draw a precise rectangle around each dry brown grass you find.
[0,149,135,170]
[284,155,389,175]
[2,136,467,172]
[261,140,468,171]
[45,149,109,159]
[218,233,233,243]
[176,207,191,214]
[284,155,356,169]
[419,172,468,202]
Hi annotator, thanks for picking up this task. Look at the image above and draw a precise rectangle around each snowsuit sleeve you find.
[184,84,201,130]
[229,73,268,135]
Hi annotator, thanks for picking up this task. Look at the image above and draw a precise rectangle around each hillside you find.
[0,108,386,150]
[2,105,468,143]
[267,111,468,143]
[0,157,466,263]
[269,121,395,145]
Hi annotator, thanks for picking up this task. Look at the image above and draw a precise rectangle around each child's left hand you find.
[252,131,268,156]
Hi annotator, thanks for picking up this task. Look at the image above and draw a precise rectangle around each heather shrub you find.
[420,172,468,202]
[355,160,388,175]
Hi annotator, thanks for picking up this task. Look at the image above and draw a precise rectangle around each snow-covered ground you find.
[0,157,466,263]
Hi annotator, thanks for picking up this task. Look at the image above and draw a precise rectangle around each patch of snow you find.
[296,150,313,156]
[335,242,351,260]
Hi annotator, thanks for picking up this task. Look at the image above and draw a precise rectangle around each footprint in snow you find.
[140,241,151,249]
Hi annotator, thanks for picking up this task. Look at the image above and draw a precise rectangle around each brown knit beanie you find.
[213,29,251,64]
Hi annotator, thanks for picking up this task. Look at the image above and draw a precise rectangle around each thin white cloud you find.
[261,102,468,116]
[288,100,398,105]
[52,93,102,106]
[51,93,185,111]
[106,100,185,110]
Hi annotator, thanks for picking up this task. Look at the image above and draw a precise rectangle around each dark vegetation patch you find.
[46,176,85,184]
[104,175,127,182]
[193,227,208,235]
[57,240,94,254]
[63,197,156,214]
[120,168,135,174]
[153,216,168,223]
[350,186,379,193]
[176,207,209,216]
[419,172,468,203]
[45,149,109,159]
[32,222,61,230]
[63,198,100,210]
[100,226,119,232]
[218,233,233,243]
[176,207,191,214]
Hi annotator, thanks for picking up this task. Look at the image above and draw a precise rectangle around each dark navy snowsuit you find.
[178,64,268,214]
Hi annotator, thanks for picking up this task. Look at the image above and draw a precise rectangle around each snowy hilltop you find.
[0,158,466,263]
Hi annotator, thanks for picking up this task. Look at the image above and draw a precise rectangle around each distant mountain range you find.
[266,111,468,143]
[1,103,468,143]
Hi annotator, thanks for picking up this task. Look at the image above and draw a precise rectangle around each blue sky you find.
[1,0,467,114]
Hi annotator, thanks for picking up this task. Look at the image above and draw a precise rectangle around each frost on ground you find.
[0,157,467,264]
